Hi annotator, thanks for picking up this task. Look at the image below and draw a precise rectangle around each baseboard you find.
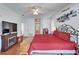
[24,36,29,38]
[24,36,34,38]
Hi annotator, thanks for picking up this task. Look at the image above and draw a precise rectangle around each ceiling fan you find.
[32,6,40,15]
[24,5,42,16]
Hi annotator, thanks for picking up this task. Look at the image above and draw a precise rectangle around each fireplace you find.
[8,36,16,48]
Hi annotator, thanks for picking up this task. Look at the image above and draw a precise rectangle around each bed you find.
[28,24,77,55]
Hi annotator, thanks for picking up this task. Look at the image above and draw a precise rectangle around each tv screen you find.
[2,21,17,34]
[3,29,9,34]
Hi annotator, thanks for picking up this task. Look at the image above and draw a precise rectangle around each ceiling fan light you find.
[33,11,38,15]
[31,6,40,16]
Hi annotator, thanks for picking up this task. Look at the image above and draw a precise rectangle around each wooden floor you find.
[0,43,20,55]
[0,37,32,55]
[19,37,33,55]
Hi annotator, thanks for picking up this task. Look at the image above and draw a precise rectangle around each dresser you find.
[1,32,17,52]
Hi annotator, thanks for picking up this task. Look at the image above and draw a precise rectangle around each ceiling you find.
[3,3,71,18]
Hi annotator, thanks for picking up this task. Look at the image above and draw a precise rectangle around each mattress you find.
[28,34,76,55]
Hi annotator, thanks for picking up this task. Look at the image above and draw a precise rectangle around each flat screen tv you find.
[3,29,9,34]
[2,21,17,34]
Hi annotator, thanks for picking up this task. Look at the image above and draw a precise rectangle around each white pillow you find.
[70,34,78,43]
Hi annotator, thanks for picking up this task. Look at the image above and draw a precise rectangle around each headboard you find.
[58,24,78,35]
[58,24,79,44]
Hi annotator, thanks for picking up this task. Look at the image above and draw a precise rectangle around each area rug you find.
[19,40,30,55]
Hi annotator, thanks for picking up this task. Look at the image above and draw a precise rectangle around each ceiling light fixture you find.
[32,6,40,15]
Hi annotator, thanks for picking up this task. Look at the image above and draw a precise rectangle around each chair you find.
[43,28,48,34]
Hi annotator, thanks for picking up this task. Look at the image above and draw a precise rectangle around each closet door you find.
[35,19,40,34]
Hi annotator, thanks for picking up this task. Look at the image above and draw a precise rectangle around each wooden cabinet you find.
[1,33,17,52]
[1,21,17,52]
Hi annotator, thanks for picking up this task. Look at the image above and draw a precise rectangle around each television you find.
[2,21,17,34]
[3,29,9,34]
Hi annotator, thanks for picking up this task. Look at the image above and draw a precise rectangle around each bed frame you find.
[58,24,79,44]
[31,50,76,55]
[58,24,79,55]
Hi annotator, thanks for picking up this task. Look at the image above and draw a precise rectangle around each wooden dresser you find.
[0,35,23,55]
[1,32,17,52]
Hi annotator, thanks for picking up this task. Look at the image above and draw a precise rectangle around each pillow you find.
[70,34,78,43]
[53,30,70,41]
[51,28,58,34]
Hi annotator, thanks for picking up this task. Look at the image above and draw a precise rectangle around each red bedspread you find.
[28,34,76,54]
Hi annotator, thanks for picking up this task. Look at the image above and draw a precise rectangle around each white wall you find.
[23,16,52,37]
[51,4,79,45]
[22,17,35,37]
[51,20,56,33]
[0,4,22,51]
[40,17,51,34]
[52,4,79,30]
